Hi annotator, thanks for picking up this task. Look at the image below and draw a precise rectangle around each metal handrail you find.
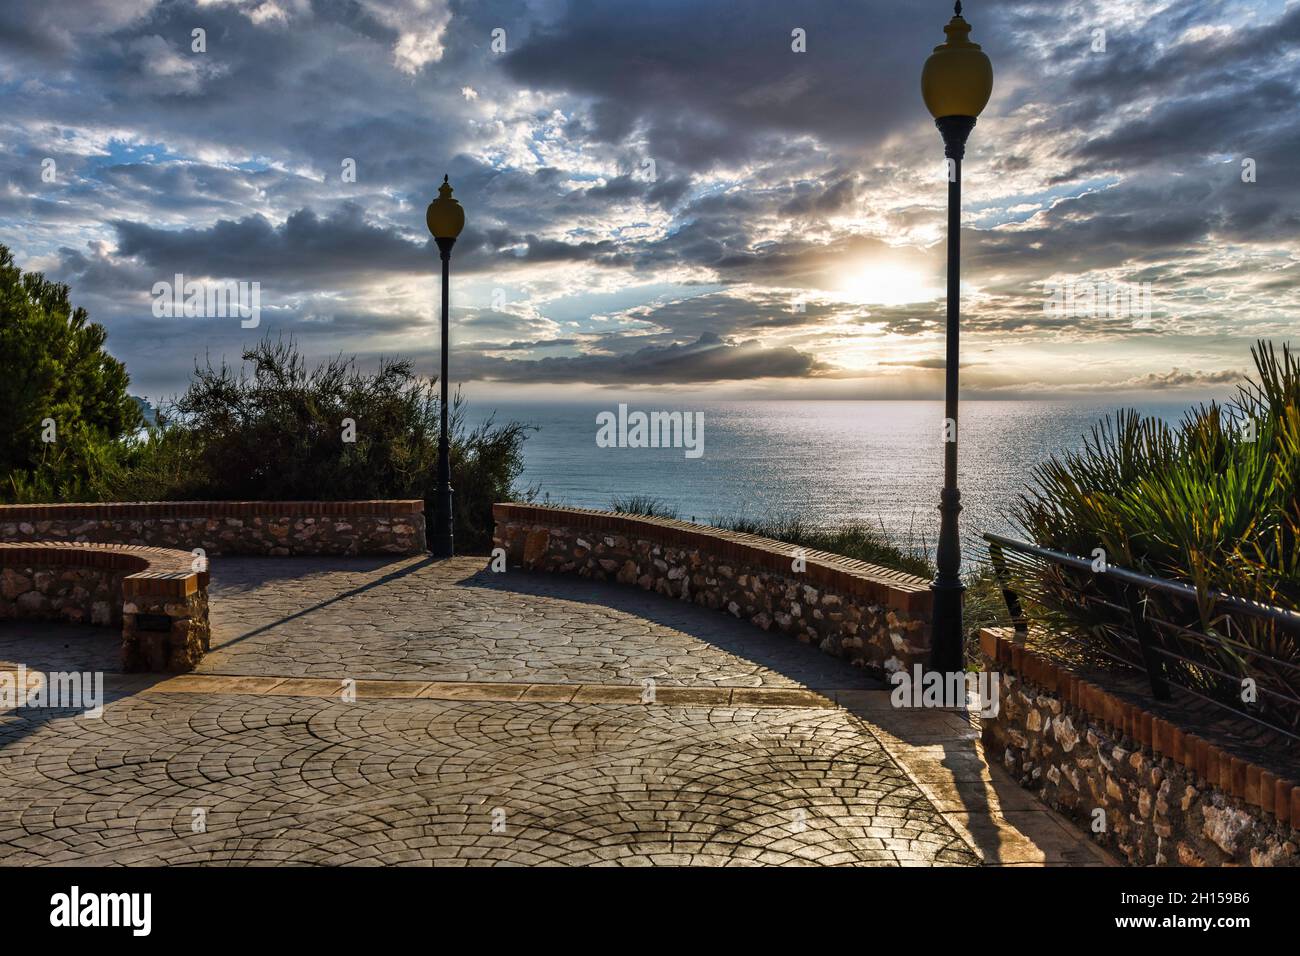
[985,532,1300,631]
[983,531,1300,742]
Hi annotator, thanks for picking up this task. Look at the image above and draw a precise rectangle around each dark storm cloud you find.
[968,184,1210,272]
[1009,2,1300,253]
[780,175,858,216]
[52,244,159,298]
[467,337,580,351]
[616,290,845,343]
[110,203,433,284]
[1121,368,1245,389]
[95,161,280,213]
[879,358,979,370]
[456,289,857,378]
[1061,80,1298,179]
[501,0,941,170]
[0,0,157,60]
[460,332,828,385]
[455,306,562,342]
[0,0,1296,394]
[497,232,627,266]
[0,0,489,220]
[1065,4,1300,108]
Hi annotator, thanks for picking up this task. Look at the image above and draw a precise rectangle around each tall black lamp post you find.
[426,175,465,559]
[921,2,993,672]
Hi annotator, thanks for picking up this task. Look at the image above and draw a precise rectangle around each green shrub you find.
[1011,341,1299,727]
[2,324,533,553]
[715,513,935,580]
[120,337,532,553]
[609,494,679,519]
[609,495,932,577]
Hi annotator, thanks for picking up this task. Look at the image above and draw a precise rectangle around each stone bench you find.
[0,542,210,672]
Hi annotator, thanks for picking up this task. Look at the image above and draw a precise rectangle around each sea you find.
[462,399,1204,564]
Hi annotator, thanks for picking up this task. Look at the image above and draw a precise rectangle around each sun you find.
[834,263,940,306]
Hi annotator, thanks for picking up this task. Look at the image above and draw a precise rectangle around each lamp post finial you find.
[955,2,962,16]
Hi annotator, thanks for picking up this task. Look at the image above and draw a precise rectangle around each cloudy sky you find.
[2,0,1297,404]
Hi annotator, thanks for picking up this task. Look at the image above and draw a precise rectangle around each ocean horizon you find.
[465,398,1205,566]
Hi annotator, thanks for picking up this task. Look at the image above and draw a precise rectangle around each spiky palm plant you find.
[1011,341,1300,733]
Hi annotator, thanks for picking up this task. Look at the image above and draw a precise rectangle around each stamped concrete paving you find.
[0,556,1111,866]
[201,555,881,687]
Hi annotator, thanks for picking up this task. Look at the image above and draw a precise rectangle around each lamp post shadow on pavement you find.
[920,2,993,674]
[426,175,465,560]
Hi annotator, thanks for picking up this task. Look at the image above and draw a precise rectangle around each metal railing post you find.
[1122,587,1172,701]
[987,541,1028,641]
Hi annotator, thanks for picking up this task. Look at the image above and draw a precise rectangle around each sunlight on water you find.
[465,399,1197,563]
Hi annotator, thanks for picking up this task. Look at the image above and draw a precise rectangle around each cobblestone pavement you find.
[0,556,1111,866]
[0,695,978,866]
[201,556,884,688]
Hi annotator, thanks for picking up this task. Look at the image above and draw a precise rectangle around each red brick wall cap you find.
[0,541,206,598]
[0,500,424,521]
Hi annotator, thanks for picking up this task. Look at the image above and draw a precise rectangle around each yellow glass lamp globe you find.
[426,175,465,240]
[921,3,993,119]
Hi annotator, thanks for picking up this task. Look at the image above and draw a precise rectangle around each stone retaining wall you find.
[0,500,426,556]
[980,627,1299,867]
[493,503,934,674]
[0,542,210,672]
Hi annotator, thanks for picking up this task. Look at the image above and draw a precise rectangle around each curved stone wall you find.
[0,542,210,672]
[980,626,1300,867]
[0,500,426,556]
[492,503,933,674]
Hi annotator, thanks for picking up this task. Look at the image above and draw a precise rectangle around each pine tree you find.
[0,244,142,499]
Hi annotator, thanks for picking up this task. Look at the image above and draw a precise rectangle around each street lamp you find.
[426,174,465,559]
[921,2,993,673]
